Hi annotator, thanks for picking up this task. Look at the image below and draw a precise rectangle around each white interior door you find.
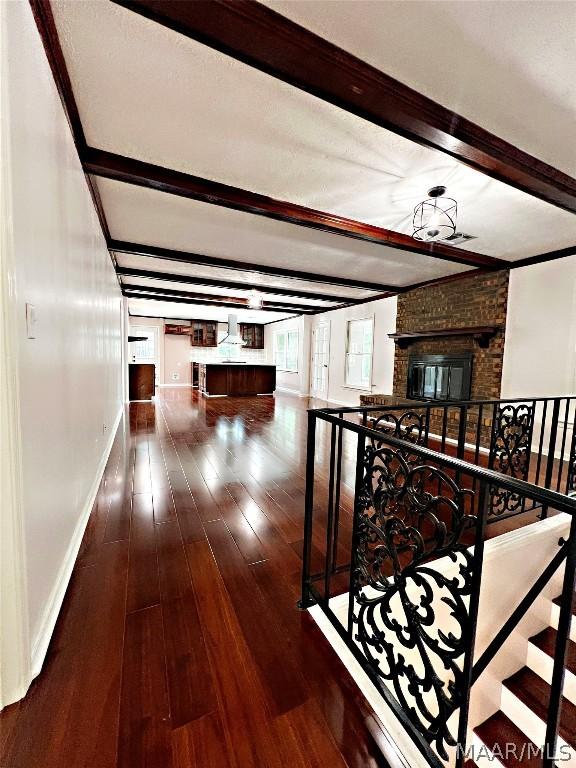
[311,321,330,399]
[129,326,159,384]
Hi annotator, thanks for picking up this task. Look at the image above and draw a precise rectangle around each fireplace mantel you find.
[388,326,499,350]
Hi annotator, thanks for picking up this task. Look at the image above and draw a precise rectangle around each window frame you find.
[274,328,299,372]
[344,316,374,391]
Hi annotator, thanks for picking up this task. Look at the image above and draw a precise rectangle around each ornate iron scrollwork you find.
[352,445,476,760]
[568,413,576,495]
[488,403,534,517]
[371,410,427,447]
[370,412,428,470]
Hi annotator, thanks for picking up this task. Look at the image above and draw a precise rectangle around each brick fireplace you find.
[392,269,509,400]
[361,269,510,443]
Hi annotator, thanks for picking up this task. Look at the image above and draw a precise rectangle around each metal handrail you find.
[314,409,576,515]
[317,394,576,415]
[302,400,576,768]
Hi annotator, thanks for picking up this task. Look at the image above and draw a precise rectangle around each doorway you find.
[310,320,330,400]
[129,325,159,386]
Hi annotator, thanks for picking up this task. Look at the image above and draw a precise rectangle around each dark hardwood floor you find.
[0,389,398,768]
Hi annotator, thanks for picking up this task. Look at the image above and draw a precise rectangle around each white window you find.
[274,329,298,372]
[345,318,373,389]
[130,327,157,363]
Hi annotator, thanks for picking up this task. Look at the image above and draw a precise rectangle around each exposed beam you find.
[29,0,86,149]
[110,239,400,291]
[87,149,504,270]
[121,283,322,313]
[29,1,112,244]
[112,0,576,216]
[125,289,308,312]
[116,267,358,303]
[509,245,576,270]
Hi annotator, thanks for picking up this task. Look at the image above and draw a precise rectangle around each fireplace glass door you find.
[407,353,472,401]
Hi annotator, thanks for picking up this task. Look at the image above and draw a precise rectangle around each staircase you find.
[471,593,576,767]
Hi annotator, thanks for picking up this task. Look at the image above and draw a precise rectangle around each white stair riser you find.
[500,687,576,768]
[549,602,576,643]
[526,642,576,706]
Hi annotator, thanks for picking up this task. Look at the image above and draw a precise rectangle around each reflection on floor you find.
[0,389,395,768]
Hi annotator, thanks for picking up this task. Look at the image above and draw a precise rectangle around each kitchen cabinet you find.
[239,323,264,349]
[198,364,276,396]
[191,320,217,347]
[164,324,191,335]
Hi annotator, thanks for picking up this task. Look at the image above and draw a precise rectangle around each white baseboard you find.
[157,383,192,387]
[29,405,124,680]
[275,386,309,397]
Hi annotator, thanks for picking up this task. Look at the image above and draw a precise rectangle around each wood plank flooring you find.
[0,389,395,768]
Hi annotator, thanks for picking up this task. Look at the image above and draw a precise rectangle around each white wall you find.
[502,255,576,398]
[265,296,397,405]
[265,315,311,396]
[317,297,397,406]
[4,1,123,674]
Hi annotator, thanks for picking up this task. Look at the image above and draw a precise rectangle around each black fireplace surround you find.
[407,352,473,401]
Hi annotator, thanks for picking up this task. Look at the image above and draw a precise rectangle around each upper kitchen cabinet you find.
[191,320,217,347]
[239,323,264,349]
[164,324,191,335]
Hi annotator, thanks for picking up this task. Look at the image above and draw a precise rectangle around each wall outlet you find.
[172,372,180,381]
[102,423,108,436]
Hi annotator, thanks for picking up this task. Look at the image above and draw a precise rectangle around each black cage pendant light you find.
[412,185,457,242]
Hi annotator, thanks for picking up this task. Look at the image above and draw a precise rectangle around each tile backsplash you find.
[190,324,267,363]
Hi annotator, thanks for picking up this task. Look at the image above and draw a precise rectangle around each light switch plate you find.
[26,303,38,339]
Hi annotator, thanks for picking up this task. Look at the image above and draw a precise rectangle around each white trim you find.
[310,318,331,399]
[29,406,123,679]
[156,383,193,388]
[275,385,309,397]
[0,5,31,705]
[273,327,299,373]
[344,315,374,391]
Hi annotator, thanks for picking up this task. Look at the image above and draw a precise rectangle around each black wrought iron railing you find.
[301,397,576,768]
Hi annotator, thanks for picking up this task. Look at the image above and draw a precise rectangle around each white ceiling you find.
[128,299,295,324]
[54,0,576,260]
[122,276,338,308]
[264,0,576,177]
[114,254,377,300]
[46,0,576,321]
[99,178,470,285]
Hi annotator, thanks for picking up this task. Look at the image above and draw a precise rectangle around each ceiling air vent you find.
[443,232,477,246]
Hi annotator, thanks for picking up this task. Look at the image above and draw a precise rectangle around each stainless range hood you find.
[219,314,246,346]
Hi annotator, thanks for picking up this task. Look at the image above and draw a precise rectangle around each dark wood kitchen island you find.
[198,363,276,396]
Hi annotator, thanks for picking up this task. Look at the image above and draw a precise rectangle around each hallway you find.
[0,389,390,768]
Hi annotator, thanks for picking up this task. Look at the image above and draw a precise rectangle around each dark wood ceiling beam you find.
[112,0,576,216]
[29,1,112,244]
[509,244,576,270]
[122,283,316,312]
[110,239,400,291]
[122,291,316,315]
[88,149,504,269]
[116,266,361,303]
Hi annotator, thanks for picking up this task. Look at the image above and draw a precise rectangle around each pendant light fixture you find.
[412,186,457,243]
[248,289,263,309]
